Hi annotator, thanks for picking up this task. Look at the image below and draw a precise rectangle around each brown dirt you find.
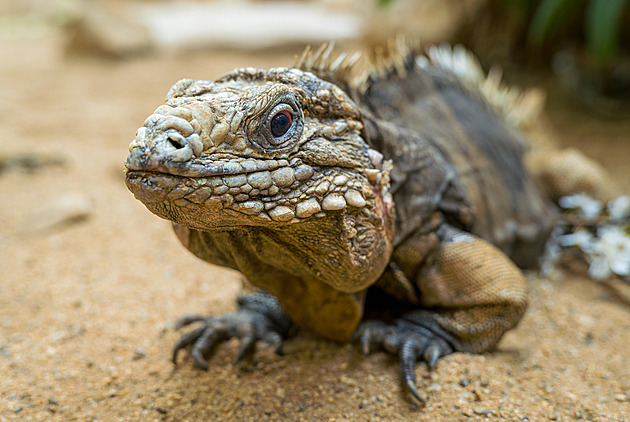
[1,33,629,422]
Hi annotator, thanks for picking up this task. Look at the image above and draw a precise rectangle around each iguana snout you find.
[125,70,395,233]
[126,104,208,174]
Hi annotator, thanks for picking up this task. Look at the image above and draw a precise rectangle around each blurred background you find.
[3,0,630,111]
[1,1,629,420]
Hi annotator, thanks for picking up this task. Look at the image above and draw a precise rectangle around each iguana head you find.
[125,67,394,292]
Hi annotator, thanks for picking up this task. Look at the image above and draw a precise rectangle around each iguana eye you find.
[269,110,293,138]
[251,97,302,152]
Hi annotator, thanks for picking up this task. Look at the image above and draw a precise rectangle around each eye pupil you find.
[270,111,292,138]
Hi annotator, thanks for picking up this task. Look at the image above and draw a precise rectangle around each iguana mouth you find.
[125,154,321,210]
[125,158,379,231]
[125,152,299,178]
[124,72,390,231]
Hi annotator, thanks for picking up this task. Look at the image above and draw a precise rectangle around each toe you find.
[424,343,441,370]
[235,333,256,363]
[174,314,206,330]
[190,326,228,370]
[172,325,206,364]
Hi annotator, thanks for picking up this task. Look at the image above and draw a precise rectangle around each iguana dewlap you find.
[125,43,619,402]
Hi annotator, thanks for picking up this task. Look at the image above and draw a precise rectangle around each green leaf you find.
[377,0,396,8]
[586,0,628,64]
[527,0,579,47]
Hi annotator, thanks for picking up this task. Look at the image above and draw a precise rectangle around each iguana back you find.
[340,47,555,268]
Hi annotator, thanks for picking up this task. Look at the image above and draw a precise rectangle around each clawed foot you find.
[172,293,292,370]
[353,314,455,403]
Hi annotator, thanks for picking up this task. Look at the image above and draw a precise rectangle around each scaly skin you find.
[126,68,395,341]
[125,44,618,403]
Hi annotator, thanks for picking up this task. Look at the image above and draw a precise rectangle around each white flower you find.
[608,196,630,221]
[587,256,613,280]
[584,225,630,280]
[540,227,565,276]
[558,230,594,250]
[558,194,603,220]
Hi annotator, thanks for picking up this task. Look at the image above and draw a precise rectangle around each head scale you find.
[125,66,394,292]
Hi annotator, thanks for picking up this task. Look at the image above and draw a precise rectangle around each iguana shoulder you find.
[298,41,555,267]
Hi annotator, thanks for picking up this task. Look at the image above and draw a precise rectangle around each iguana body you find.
[125,43,619,401]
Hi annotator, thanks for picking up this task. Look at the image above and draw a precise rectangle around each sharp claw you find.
[172,346,182,366]
[405,376,425,403]
[235,334,255,363]
[424,344,440,370]
[274,342,285,356]
[170,294,291,372]
[263,332,284,356]
[399,340,424,402]
[191,328,224,371]
[354,317,452,404]
[174,315,205,330]
[191,347,209,371]
[399,340,418,379]
[172,326,206,364]
[360,328,371,355]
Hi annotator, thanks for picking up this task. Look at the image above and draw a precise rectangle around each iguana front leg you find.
[171,225,367,368]
[356,225,528,402]
[173,292,293,370]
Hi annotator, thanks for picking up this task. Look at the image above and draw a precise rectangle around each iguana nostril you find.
[167,133,187,149]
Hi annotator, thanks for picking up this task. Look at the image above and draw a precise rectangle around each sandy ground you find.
[1,31,630,422]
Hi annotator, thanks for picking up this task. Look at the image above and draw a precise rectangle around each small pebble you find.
[473,406,486,415]
[0,343,10,358]
[132,348,146,361]
[154,406,169,415]
[340,375,356,386]
[427,383,442,392]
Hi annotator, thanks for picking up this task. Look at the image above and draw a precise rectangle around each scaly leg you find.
[356,225,528,402]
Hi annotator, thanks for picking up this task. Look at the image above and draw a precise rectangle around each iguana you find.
[124,42,620,402]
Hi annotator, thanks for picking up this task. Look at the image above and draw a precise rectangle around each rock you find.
[65,1,359,57]
[0,343,10,358]
[132,348,146,361]
[22,192,92,233]
[65,1,152,59]
[0,152,66,175]
[139,2,359,51]
[473,406,487,415]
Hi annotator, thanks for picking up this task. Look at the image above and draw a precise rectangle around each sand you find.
[1,32,629,421]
